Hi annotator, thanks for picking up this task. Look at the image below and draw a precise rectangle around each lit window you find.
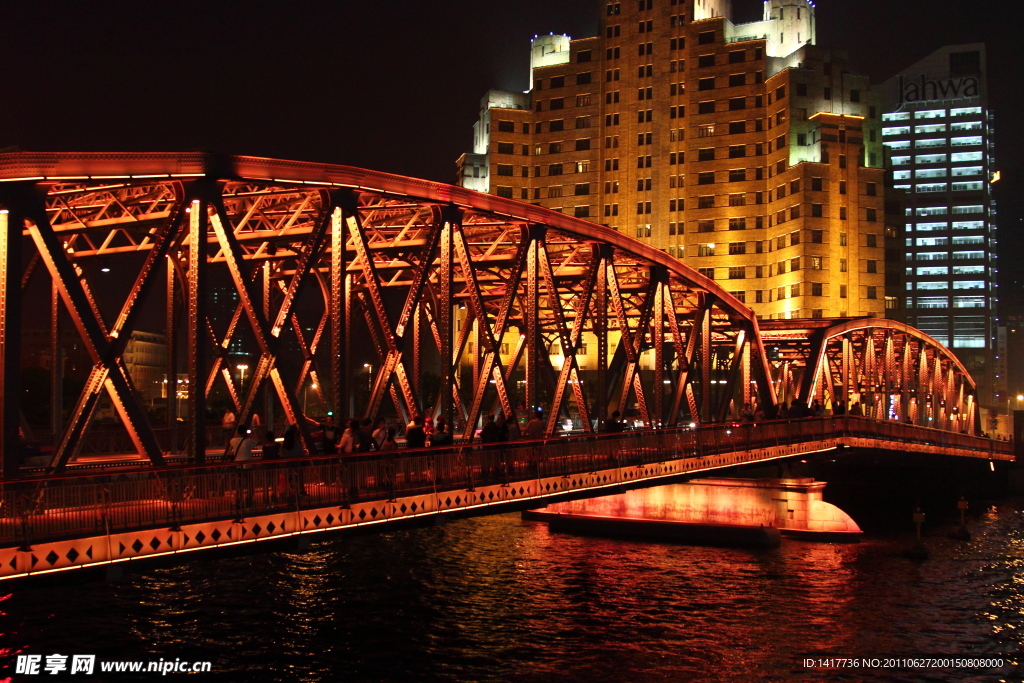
[952,181,984,191]
[951,152,983,162]
[915,296,949,308]
[951,136,983,147]
[953,296,986,308]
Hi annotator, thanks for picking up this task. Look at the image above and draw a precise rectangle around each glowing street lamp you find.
[304,382,317,416]
[236,363,249,386]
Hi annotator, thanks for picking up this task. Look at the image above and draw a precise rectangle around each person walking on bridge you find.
[480,414,501,443]
[226,424,257,505]
[526,410,545,439]
[430,417,454,447]
[605,410,624,433]
[405,415,427,449]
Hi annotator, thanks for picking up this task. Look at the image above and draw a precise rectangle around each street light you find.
[364,363,373,392]
[304,382,317,416]
[236,364,249,387]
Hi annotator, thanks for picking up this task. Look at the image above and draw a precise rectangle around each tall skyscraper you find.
[879,44,999,406]
[457,0,886,321]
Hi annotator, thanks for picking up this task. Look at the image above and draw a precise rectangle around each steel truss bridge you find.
[0,152,1008,580]
[0,152,985,479]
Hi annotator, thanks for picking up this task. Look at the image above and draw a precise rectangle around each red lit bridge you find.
[0,153,1011,580]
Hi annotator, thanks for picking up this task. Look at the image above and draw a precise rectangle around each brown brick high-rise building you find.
[457,0,886,320]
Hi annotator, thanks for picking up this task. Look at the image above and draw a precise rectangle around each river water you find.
[1,494,1022,681]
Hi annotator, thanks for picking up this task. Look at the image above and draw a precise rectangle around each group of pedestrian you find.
[732,397,877,421]
[327,417,399,454]
[403,414,457,449]
[479,412,524,443]
[776,399,820,419]
[224,422,305,504]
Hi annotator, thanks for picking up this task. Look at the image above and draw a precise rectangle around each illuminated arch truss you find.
[758,318,978,432]
[0,153,779,474]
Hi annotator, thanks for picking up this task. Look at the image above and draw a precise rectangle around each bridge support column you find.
[165,258,177,453]
[50,279,64,454]
[595,247,609,429]
[0,204,23,478]
[187,194,209,464]
[524,228,541,415]
[330,206,347,421]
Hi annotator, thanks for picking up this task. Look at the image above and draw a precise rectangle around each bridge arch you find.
[758,317,979,433]
[0,152,783,472]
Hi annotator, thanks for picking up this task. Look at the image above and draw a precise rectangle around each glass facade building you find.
[880,44,999,405]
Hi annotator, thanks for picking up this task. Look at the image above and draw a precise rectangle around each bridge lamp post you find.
[304,382,317,417]
[236,364,249,388]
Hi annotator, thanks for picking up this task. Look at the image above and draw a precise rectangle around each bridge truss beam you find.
[0,152,782,475]
[0,154,984,474]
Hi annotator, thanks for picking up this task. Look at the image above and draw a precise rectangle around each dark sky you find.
[0,0,1018,181]
[2,0,1021,288]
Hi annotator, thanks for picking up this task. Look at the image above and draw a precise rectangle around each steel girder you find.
[759,317,979,433]
[0,152,778,473]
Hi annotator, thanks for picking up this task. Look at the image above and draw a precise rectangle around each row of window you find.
[891,181,987,193]
[693,274,876,301]
[910,236,986,246]
[908,205,985,216]
[881,107,983,121]
[892,167,984,179]
[536,95,594,111]
[906,281,987,290]
[908,296,989,309]
[891,149,986,166]
[908,251,987,261]
[881,121,983,136]
[911,265,989,276]
[908,223,987,235]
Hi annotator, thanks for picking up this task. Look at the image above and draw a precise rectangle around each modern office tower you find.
[879,44,1000,406]
[457,0,886,320]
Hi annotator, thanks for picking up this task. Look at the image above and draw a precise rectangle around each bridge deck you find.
[0,417,1012,581]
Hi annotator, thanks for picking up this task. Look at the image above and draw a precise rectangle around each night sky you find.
[2,0,1021,293]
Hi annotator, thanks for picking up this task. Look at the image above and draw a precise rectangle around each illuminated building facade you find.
[879,44,1000,406]
[457,0,886,320]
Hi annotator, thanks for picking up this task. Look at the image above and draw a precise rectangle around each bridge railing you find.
[0,417,1011,549]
